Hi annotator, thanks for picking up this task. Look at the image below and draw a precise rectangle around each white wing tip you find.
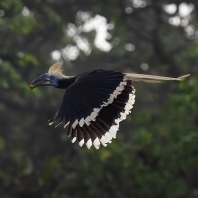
[79,139,85,147]
[71,137,76,143]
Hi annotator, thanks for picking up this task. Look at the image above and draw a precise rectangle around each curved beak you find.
[29,73,52,90]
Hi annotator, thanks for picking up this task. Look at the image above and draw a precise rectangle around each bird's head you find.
[30,63,66,89]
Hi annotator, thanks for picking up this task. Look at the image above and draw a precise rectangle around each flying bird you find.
[30,63,190,149]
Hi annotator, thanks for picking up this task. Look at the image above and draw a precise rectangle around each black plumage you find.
[30,63,190,149]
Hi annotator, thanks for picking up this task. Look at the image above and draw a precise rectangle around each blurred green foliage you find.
[0,0,198,197]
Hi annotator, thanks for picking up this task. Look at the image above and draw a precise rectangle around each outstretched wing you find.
[49,69,135,149]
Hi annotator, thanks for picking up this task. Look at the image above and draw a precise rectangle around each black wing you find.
[49,69,135,149]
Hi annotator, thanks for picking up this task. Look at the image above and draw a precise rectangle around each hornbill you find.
[30,63,190,149]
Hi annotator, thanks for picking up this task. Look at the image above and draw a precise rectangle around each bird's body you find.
[30,63,190,149]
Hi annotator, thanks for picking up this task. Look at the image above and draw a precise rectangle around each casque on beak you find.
[29,73,52,89]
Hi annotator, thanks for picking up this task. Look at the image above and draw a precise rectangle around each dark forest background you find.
[0,0,198,197]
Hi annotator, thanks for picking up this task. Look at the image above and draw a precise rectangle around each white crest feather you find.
[48,62,64,76]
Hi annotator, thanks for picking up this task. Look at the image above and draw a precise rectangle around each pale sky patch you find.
[125,7,133,14]
[0,9,5,17]
[67,23,77,37]
[22,7,30,16]
[169,16,181,26]
[164,4,177,14]
[140,63,149,71]
[74,36,91,55]
[132,0,146,8]
[164,3,194,26]
[83,15,112,52]
[125,43,135,52]
[179,3,194,17]
[61,45,79,61]
[51,50,61,61]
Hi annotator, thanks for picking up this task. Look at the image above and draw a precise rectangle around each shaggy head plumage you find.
[48,62,65,77]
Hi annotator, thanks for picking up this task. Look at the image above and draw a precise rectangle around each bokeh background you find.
[0,0,198,197]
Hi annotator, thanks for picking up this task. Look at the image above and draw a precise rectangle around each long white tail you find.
[125,73,190,83]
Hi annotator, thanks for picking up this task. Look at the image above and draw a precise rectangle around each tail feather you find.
[125,73,190,83]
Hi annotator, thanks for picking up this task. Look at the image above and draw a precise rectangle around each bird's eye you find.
[50,76,54,80]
